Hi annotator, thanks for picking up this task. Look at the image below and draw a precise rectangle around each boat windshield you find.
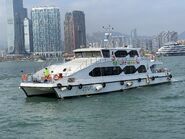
[75,51,102,58]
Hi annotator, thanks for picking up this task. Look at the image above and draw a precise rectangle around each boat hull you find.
[54,76,171,98]
[20,83,57,97]
[20,76,171,98]
[21,87,56,97]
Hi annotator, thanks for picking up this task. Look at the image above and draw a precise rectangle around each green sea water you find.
[0,57,185,139]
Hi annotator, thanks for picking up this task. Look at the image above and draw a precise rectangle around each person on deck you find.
[44,68,50,81]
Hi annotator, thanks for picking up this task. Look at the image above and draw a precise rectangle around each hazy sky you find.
[1,0,185,47]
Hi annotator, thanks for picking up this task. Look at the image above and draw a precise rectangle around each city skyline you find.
[1,0,185,47]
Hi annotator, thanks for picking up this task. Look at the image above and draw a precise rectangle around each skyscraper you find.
[31,7,62,55]
[64,11,86,53]
[130,29,138,48]
[24,18,33,53]
[6,0,27,54]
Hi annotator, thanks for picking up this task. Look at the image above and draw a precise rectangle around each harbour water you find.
[0,57,185,139]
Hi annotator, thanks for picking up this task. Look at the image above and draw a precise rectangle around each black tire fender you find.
[78,84,83,89]
[67,85,72,90]
[57,83,62,89]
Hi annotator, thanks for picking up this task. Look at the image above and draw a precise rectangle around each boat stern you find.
[20,82,58,98]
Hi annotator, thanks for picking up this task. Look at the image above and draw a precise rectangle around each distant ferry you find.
[20,47,172,98]
[157,42,185,56]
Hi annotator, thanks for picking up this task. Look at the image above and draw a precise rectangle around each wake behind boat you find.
[20,47,172,98]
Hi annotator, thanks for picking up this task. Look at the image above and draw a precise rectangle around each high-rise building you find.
[31,7,62,56]
[130,29,138,48]
[6,0,27,54]
[64,12,74,53]
[24,18,33,53]
[131,29,137,39]
[64,11,86,53]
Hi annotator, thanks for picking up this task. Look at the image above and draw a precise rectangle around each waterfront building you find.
[64,11,86,53]
[24,18,33,53]
[6,0,27,54]
[31,7,62,57]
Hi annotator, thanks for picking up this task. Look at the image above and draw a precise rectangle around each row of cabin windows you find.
[115,50,139,58]
[75,50,139,58]
[89,65,147,77]
[102,50,139,58]
[75,51,102,58]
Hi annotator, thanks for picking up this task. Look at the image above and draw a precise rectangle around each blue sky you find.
[1,0,185,47]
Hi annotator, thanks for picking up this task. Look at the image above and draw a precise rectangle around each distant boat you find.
[157,42,185,56]
[35,59,45,63]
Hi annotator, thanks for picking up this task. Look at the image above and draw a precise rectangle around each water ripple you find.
[0,57,185,139]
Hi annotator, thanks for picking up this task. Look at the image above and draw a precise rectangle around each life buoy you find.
[54,74,60,81]
[57,83,62,89]
[21,74,28,81]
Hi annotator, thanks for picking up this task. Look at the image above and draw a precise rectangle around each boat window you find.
[83,52,93,57]
[75,51,102,58]
[137,65,147,73]
[128,50,139,57]
[115,50,128,58]
[89,66,122,77]
[102,50,110,58]
[102,67,122,76]
[123,66,136,74]
[92,51,102,57]
[75,52,83,58]
[150,65,156,73]
[89,67,101,77]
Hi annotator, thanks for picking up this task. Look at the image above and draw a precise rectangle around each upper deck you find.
[73,47,142,59]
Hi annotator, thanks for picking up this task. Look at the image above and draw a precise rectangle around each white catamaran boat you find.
[20,47,172,98]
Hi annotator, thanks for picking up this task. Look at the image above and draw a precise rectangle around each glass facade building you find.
[31,7,62,53]
[6,0,27,54]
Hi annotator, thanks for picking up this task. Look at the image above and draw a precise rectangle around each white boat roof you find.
[73,47,141,52]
